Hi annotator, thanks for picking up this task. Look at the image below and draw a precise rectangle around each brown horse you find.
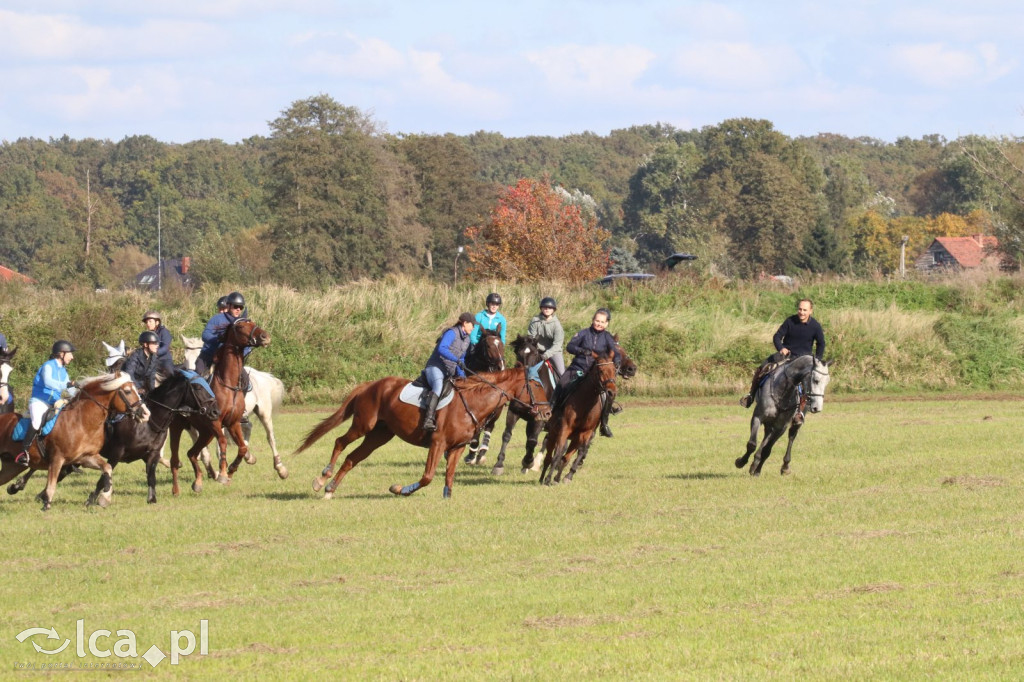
[295,365,550,499]
[168,318,272,494]
[0,372,149,511]
[539,350,618,485]
[464,326,506,466]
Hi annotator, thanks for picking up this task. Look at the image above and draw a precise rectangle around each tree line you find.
[1,94,1022,289]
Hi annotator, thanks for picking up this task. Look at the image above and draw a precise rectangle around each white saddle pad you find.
[398,382,456,410]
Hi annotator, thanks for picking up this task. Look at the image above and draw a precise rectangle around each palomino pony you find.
[500,335,637,476]
[735,355,832,476]
[180,334,286,472]
[539,350,619,485]
[0,372,149,511]
[295,364,551,499]
[463,326,506,466]
[0,347,16,414]
[168,319,273,493]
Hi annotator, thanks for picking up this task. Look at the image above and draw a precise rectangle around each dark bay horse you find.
[539,350,619,485]
[0,347,16,415]
[735,355,832,476]
[295,365,550,499]
[464,326,506,466]
[168,318,273,494]
[490,335,552,476]
[0,372,149,511]
[501,336,637,476]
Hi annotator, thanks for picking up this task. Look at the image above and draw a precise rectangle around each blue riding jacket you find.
[31,359,69,405]
[470,310,507,345]
[199,309,250,365]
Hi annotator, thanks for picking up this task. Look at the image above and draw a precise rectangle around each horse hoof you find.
[323,491,333,500]
[97,493,112,508]
[275,464,289,480]
[312,477,325,492]
[443,485,451,499]
[158,457,171,469]
[7,484,20,495]
[735,458,745,469]
[388,484,403,496]
[244,452,256,464]
[492,466,504,476]
[217,474,231,485]
[781,467,792,476]
[474,455,486,467]
[192,481,203,493]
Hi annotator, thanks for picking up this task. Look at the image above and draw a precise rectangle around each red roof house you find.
[0,265,34,283]
[915,235,1013,272]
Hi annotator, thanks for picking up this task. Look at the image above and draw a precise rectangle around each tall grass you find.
[5,272,1024,403]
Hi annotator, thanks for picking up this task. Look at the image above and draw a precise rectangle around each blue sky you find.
[1,1,1022,144]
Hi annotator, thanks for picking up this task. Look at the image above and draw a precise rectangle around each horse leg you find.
[442,445,468,499]
[736,414,761,469]
[554,433,581,484]
[321,425,392,499]
[226,422,250,479]
[146,454,160,503]
[781,421,803,476]
[215,423,231,484]
[85,457,116,508]
[253,404,287,480]
[40,454,66,512]
[493,410,520,476]
[566,435,594,481]
[186,430,215,494]
[313,422,371,493]
[525,418,544,473]
[751,425,785,476]
[7,468,34,495]
[389,437,447,498]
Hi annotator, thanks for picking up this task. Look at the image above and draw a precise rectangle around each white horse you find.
[179,335,286,474]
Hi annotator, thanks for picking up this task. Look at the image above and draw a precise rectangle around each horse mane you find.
[77,371,133,391]
[457,368,522,394]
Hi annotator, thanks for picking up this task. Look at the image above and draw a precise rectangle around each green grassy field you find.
[2,398,1023,680]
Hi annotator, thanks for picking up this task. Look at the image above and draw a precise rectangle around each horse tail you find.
[293,381,369,454]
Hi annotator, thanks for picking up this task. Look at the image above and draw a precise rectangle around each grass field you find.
[2,397,1023,679]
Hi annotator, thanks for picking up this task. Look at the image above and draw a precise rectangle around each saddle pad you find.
[527,360,557,393]
[12,412,60,441]
[398,382,456,410]
[179,369,215,399]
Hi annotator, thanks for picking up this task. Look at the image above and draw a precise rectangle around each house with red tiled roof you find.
[0,264,34,283]
[915,235,1014,273]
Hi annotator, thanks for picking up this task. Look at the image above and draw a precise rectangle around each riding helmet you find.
[51,340,75,356]
[540,297,557,310]
[142,309,162,322]
[225,291,245,309]
[216,296,229,311]
[139,331,159,345]
[485,292,502,306]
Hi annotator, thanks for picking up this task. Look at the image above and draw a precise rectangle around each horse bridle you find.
[226,319,264,350]
[78,382,147,420]
[805,360,830,400]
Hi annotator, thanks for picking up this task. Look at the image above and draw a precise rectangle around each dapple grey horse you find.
[735,355,832,476]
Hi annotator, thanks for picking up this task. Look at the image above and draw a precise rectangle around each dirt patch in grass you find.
[844,582,904,594]
[941,475,1005,489]
[523,614,623,629]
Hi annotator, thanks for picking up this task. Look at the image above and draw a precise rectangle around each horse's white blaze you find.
[0,362,11,404]
[807,361,831,413]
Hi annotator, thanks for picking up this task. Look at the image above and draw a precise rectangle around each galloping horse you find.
[539,350,619,485]
[463,326,506,466]
[295,364,550,499]
[501,336,637,476]
[180,334,286,471]
[168,319,273,493]
[735,355,832,476]
[0,347,16,414]
[489,335,553,476]
[0,373,149,511]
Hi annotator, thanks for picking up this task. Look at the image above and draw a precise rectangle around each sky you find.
[1,1,1023,145]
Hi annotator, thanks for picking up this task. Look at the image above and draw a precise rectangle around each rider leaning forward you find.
[421,312,475,432]
[740,298,826,425]
[557,308,622,438]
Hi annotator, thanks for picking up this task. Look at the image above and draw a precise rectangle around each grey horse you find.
[735,354,832,476]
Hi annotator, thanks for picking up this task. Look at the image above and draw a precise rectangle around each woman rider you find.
[527,296,565,377]
[421,312,475,432]
[17,340,75,465]
[469,292,507,353]
[142,310,173,368]
[124,331,176,396]
[557,308,622,437]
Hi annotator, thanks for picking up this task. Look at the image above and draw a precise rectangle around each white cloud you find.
[525,44,656,95]
[304,34,407,80]
[889,42,1016,88]
[671,42,807,90]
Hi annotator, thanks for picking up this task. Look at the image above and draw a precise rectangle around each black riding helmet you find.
[51,340,75,357]
[485,292,502,306]
[216,296,229,311]
[225,291,245,309]
[139,331,159,345]
[540,297,557,310]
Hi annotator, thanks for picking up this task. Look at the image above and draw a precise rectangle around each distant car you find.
[664,253,698,268]
[595,273,656,286]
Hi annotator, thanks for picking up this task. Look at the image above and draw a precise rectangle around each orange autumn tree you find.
[464,178,610,282]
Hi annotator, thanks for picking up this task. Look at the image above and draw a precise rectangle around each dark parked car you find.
[595,273,656,286]
[664,253,697,268]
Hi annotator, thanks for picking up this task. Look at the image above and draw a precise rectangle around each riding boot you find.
[740,364,769,408]
[241,413,253,442]
[599,393,616,438]
[793,395,807,425]
[422,393,440,432]
[16,425,38,466]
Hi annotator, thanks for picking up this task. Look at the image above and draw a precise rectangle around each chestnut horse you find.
[0,372,149,511]
[539,350,618,485]
[464,326,506,466]
[168,318,272,494]
[295,363,550,499]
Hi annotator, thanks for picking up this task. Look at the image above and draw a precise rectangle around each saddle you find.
[399,374,456,410]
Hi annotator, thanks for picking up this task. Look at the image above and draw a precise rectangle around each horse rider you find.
[17,340,75,465]
[556,308,622,437]
[739,298,826,425]
[469,293,507,353]
[527,296,565,377]
[196,291,248,376]
[142,309,173,367]
[124,331,176,396]
[216,296,229,314]
[421,312,475,432]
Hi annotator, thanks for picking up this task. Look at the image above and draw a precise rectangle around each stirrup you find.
[792,411,804,426]
[15,451,30,466]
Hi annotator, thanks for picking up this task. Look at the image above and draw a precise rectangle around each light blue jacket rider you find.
[29,358,70,427]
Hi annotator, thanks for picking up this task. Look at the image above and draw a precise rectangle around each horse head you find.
[591,349,618,394]
[225,319,270,350]
[102,340,127,372]
[180,334,202,370]
[804,357,832,414]
[510,334,542,368]
[475,327,505,372]
[612,334,637,379]
[78,372,150,422]
[0,346,15,406]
